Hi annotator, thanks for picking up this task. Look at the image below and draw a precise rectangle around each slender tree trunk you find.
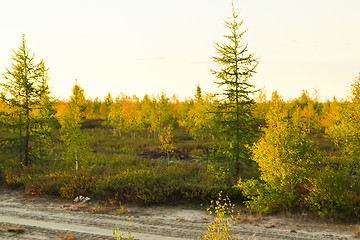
[234,51,240,178]
[158,106,162,138]
[19,108,23,164]
[208,124,215,140]
[75,145,78,172]
[24,105,30,166]
[119,107,122,137]
[23,46,30,167]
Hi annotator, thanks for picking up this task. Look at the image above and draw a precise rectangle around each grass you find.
[1,125,238,205]
[1,123,350,218]
[353,225,360,238]
[59,232,78,240]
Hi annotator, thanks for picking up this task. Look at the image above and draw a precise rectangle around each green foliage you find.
[57,81,92,172]
[3,167,96,198]
[2,34,360,220]
[106,94,125,137]
[206,164,228,183]
[195,82,202,101]
[2,134,236,204]
[159,125,175,164]
[309,74,360,217]
[210,4,258,178]
[305,165,358,218]
[327,74,360,164]
[113,218,134,240]
[152,92,174,138]
[180,91,217,140]
[238,105,320,213]
[92,163,233,204]
[198,192,237,240]
[0,35,55,166]
[104,92,176,139]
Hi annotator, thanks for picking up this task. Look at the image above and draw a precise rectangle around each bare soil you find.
[139,147,195,161]
[0,186,359,240]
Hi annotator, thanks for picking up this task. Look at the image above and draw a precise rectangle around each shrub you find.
[198,192,238,240]
[59,172,96,198]
[305,165,358,218]
[92,163,236,204]
[113,218,134,240]
[238,106,320,213]
[5,169,96,198]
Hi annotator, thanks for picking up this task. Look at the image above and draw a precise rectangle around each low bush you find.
[198,192,238,240]
[1,160,238,204]
[305,165,359,218]
[2,167,96,198]
[92,163,236,204]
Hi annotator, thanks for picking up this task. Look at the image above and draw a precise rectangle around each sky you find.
[0,0,359,101]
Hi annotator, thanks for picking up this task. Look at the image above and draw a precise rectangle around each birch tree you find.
[58,80,91,172]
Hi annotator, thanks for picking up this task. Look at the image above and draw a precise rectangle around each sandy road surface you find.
[0,186,359,239]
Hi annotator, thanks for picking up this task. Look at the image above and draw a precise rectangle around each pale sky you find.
[0,0,359,101]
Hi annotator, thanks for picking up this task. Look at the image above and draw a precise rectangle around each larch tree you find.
[211,4,258,178]
[195,82,202,101]
[30,61,57,162]
[0,35,54,166]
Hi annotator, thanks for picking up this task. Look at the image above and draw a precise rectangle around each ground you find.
[0,186,359,240]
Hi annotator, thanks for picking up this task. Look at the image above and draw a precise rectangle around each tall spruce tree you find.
[211,4,258,178]
[0,35,54,166]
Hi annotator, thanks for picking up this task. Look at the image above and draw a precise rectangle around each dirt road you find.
[0,186,358,239]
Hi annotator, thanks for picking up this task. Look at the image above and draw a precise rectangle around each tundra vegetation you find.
[1,6,360,221]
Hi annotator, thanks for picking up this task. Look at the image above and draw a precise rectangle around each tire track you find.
[0,187,356,240]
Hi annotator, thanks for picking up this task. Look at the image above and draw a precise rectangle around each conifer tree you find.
[31,62,57,162]
[0,35,54,166]
[195,82,202,101]
[211,4,258,178]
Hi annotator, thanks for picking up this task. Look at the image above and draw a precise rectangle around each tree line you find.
[1,5,360,217]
